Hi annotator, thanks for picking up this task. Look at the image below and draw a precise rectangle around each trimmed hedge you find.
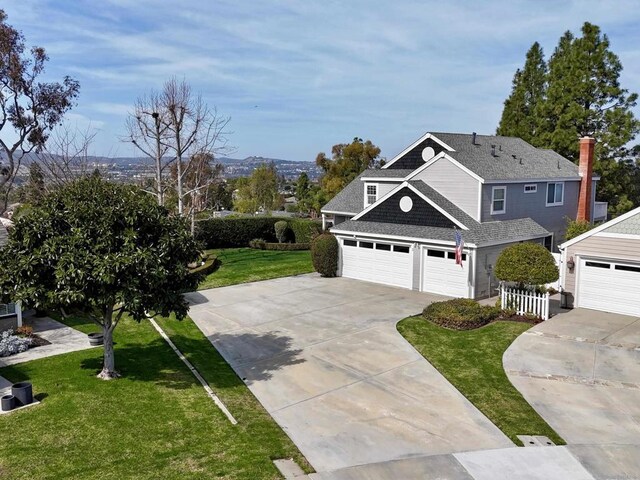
[249,238,310,250]
[195,217,322,248]
[495,243,558,286]
[423,299,501,330]
[311,233,338,277]
[189,256,220,276]
[275,220,289,243]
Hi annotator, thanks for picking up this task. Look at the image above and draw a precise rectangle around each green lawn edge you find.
[397,316,565,446]
[198,248,314,290]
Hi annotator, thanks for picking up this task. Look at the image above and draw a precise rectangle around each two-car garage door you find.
[340,238,470,297]
[578,258,640,317]
[340,239,413,289]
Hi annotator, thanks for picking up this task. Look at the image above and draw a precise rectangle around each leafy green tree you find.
[316,137,382,201]
[0,10,80,213]
[24,163,46,205]
[295,172,310,212]
[0,177,200,379]
[495,243,559,288]
[565,218,595,241]
[497,42,546,144]
[233,162,282,213]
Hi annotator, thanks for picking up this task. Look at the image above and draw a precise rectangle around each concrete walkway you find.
[504,308,640,446]
[0,316,93,368]
[187,275,513,472]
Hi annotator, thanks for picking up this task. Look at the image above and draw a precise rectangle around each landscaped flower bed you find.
[0,328,51,357]
[422,298,543,331]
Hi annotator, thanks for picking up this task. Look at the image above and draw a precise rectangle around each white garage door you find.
[422,248,470,298]
[341,239,413,289]
[578,258,640,316]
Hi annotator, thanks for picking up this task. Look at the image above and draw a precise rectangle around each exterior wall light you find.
[567,256,575,272]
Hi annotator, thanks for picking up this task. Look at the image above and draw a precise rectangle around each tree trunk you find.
[97,306,120,380]
[190,208,196,236]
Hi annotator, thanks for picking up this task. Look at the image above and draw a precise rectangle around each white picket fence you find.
[500,286,550,321]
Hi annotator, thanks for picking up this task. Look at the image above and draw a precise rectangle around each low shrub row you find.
[195,217,322,248]
[422,299,501,330]
[249,239,311,251]
[188,256,220,276]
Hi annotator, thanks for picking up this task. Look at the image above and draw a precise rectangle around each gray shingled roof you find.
[332,218,548,247]
[430,132,580,181]
[331,178,549,246]
[322,169,410,214]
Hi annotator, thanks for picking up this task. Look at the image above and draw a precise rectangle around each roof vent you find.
[491,144,497,157]
[499,144,502,151]
[472,132,477,145]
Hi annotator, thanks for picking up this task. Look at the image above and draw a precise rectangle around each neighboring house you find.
[559,206,640,316]
[321,132,606,299]
[0,224,22,333]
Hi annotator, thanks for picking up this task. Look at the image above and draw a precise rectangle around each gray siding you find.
[333,215,351,226]
[474,238,544,299]
[481,181,580,249]
[413,157,480,221]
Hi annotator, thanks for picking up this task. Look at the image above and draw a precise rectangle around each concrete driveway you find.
[504,308,640,446]
[186,275,512,472]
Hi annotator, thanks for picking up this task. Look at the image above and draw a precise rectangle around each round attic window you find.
[421,146,435,161]
[399,196,413,213]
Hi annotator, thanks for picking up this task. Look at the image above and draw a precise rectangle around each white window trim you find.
[364,183,378,207]
[524,184,537,194]
[546,182,565,207]
[491,186,506,215]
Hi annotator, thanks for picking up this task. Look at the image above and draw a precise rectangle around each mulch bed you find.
[26,334,51,348]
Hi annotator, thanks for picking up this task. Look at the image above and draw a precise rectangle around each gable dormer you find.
[384,133,452,170]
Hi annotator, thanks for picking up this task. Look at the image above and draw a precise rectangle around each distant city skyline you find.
[6,1,640,161]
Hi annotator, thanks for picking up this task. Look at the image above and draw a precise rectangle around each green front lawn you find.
[199,248,314,290]
[397,316,564,446]
[0,315,310,479]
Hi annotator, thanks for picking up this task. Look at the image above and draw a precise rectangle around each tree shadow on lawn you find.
[207,331,305,385]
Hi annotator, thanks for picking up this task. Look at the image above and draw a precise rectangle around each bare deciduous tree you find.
[124,92,172,206]
[0,10,80,212]
[161,78,232,216]
[38,123,100,190]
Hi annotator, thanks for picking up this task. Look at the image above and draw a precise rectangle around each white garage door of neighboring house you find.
[340,239,413,289]
[422,248,470,298]
[578,258,640,317]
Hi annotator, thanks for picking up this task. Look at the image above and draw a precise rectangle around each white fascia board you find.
[404,152,484,184]
[321,210,357,216]
[560,205,640,249]
[350,180,469,230]
[360,177,406,182]
[476,234,549,248]
[484,177,580,184]
[595,232,640,240]
[382,132,454,169]
[332,230,477,248]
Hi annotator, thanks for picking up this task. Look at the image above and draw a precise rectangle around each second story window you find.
[546,182,564,206]
[366,184,377,205]
[491,186,506,215]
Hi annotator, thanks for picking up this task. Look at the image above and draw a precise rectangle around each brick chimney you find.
[577,137,595,222]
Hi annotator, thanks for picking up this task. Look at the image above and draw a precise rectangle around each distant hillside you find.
[10,153,322,180]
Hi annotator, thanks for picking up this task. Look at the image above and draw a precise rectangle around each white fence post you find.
[499,286,550,321]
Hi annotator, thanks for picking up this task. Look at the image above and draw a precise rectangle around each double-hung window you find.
[491,186,506,215]
[546,182,564,206]
[366,184,377,206]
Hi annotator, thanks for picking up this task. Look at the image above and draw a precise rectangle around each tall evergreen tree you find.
[497,42,546,144]
[537,23,639,162]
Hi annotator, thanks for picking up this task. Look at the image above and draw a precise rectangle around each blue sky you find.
[6,1,640,161]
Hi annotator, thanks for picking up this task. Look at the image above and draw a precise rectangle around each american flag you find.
[454,230,464,267]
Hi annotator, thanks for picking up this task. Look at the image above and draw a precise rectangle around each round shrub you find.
[494,243,559,287]
[422,299,500,330]
[311,233,338,277]
[274,220,289,243]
